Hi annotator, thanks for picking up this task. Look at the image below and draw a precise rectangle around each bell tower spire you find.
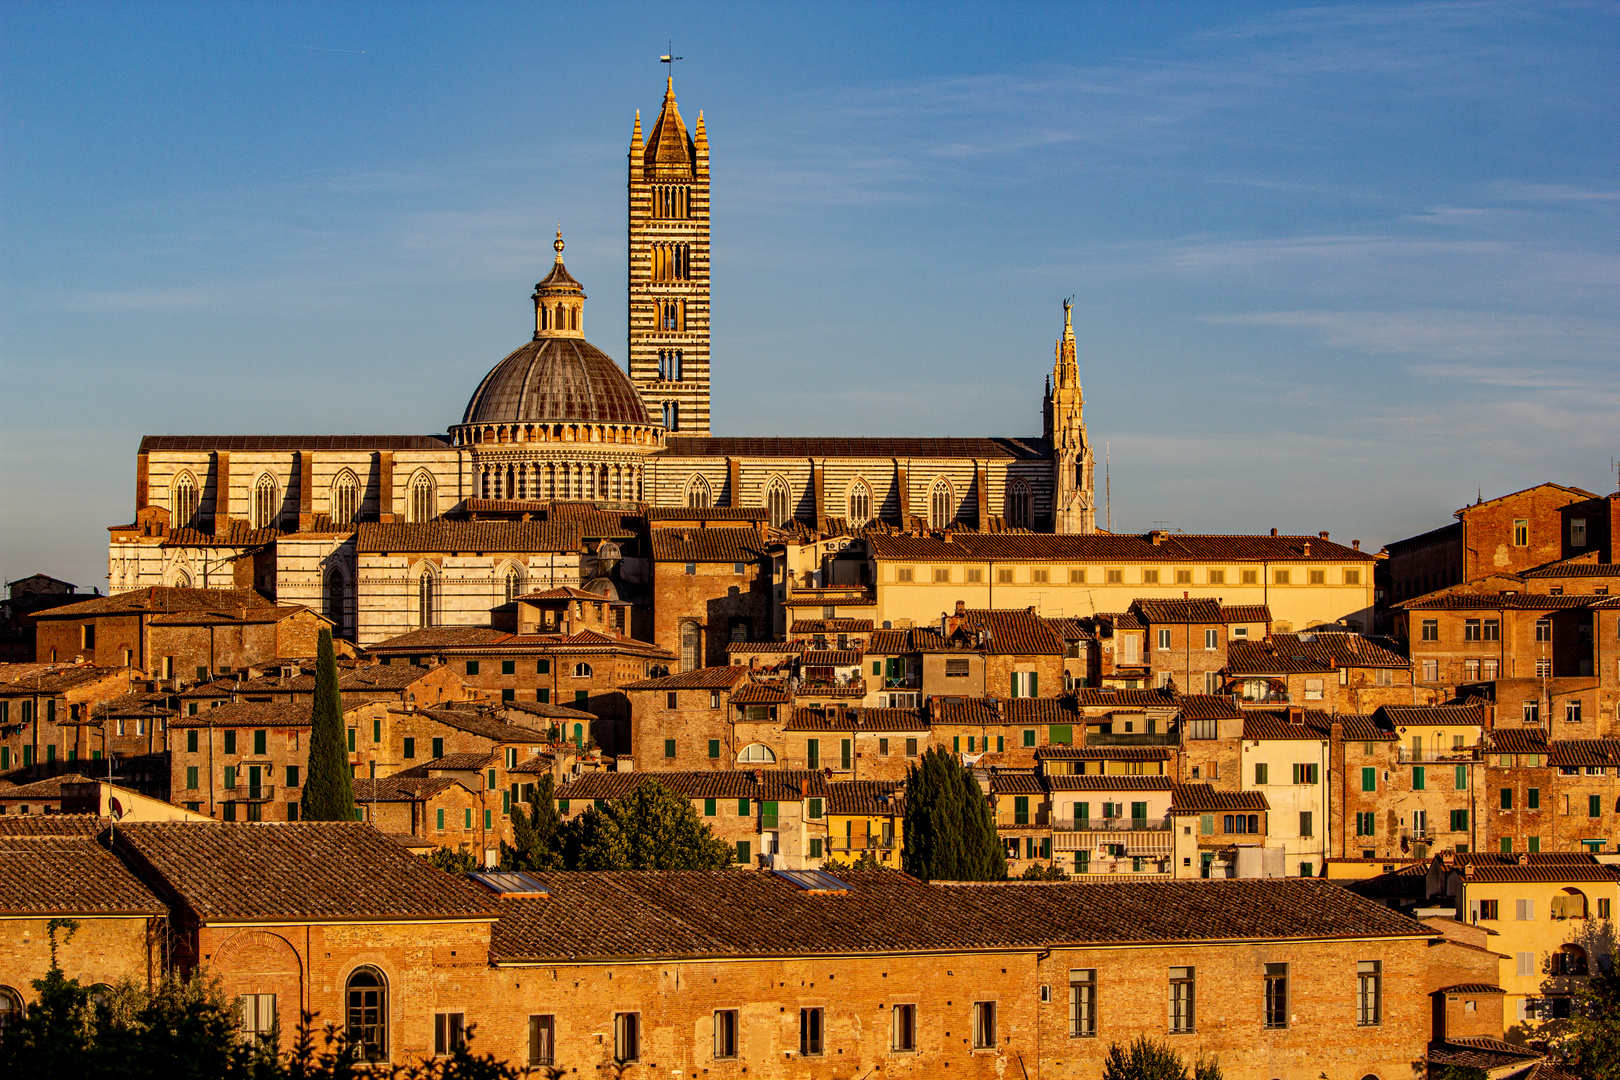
[1049,298,1096,534]
[627,71,711,434]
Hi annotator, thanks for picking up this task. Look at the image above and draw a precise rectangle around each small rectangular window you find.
[186,730,199,753]
[1070,568,1086,583]
[434,1012,466,1056]
[224,730,237,754]
[1514,519,1529,546]
[1169,967,1195,1033]
[1157,628,1172,651]
[933,567,950,583]
[1069,969,1096,1037]
[704,797,716,816]
[528,1015,555,1067]
[1309,570,1326,585]
[972,1001,997,1049]
[501,659,515,675]
[1241,569,1259,584]
[1344,569,1362,585]
[465,660,480,675]
[892,1002,916,1051]
[684,562,696,576]
[1142,569,1160,584]
[664,738,677,759]
[253,729,267,755]
[1106,568,1124,584]
[897,567,913,582]
[713,1010,738,1060]
[286,765,300,788]
[1357,961,1382,1025]
[1273,570,1290,585]
[1254,763,1268,785]
[186,765,199,790]
[800,1007,823,1056]
[1264,963,1288,1029]
[1175,569,1192,584]
[614,1013,640,1063]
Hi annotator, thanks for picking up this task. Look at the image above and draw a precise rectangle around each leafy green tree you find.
[1101,1037,1221,1080]
[563,780,733,870]
[0,921,94,1079]
[1551,949,1620,1080]
[299,629,354,822]
[1020,861,1070,881]
[501,774,564,871]
[426,844,481,873]
[826,848,893,872]
[901,747,1007,881]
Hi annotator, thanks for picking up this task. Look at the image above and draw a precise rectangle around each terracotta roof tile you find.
[960,609,1064,655]
[0,813,103,836]
[1072,688,1178,709]
[826,780,904,816]
[1169,784,1269,812]
[1045,775,1177,791]
[784,707,929,732]
[801,649,862,666]
[1396,592,1602,611]
[647,506,769,522]
[1036,746,1172,760]
[169,701,313,728]
[1179,695,1244,720]
[1486,730,1549,754]
[113,822,497,922]
[989,774,1045,795]
[651,529,769,564]
[1378,705,1487,727]
[1132,598,1226,624]
[1220,605,1273,623]
[1242,709,1335,740]
[1227,639,1333,675]
[501,700,600,722]
[139,435,451,452]
[1547,739,1620,768]
[369,628,512,652]
[394,752,496,774]
[731,683,792,704]
[791,619,874,633]
[1271,632,1409,669]
[623,667,750,691]
[0,773,99,800]
[1460,864,1620,884]
[868,532,1374,564]
[354,521,580,554]
[0,664,125,695]
[0,835,166,916]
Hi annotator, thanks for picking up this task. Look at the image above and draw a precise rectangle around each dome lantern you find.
[533,229,585,339]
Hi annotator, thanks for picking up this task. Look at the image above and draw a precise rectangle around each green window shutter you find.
[466,660,479,675]
[501,688,515,702]
[1591,795,1603,818]
[286,765,299,788]
[807,739,819,769]
[1500,788,1513,809]
[763,801,779,828]
[502,660,515,675]
[432,737,444,758]
[187,730,198,753]
[371,720,380,744]
[538,659,550,674]
[255,729,268,755]
[1528,836,1541,853]
[808,797,822,819]
[487,769,497,789]
[347,728,355,752]
[708,739,720,759]
[1455,766,1468,790]
[557,799,569,812]
[841,739,851,769]
[1255,763,1268,785]
[186,766,199,790]
[997,735,1005,752]
[1,748,9,771]
[574,691,588,706]
[223,766,235,788]
[464,808,473,829]
[953,736,961,752]
[1528,788,1540,810]
[594,799,607,811]
[809,838,822,858]
[436,809,445,830]
[22,747,32,767]
[538,689,550,703]
[704,798,716,816]
[872,661,881,676]
[1201,814,1214,836]
[736,840,750,863]
[1076,802,1089,822]
[1361,767,1376,792]
[485,809,492,829]
[1030,672,1038,696]
[1451,809,1468,831]
[1131,801,1147,821]
[1012,673,1020,697]
[1014,796,1029,825]
[1023,729,1036,748]
[665,739,677,758]
[738,798,751,816]
[1049,724,1072,746]
[403,737,415,758]
[224,731,236,754]
[1500,837,1512,854]
[1413,767,1425,791]
[46,745,55,764]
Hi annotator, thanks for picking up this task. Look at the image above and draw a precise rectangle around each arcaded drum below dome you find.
[461,337,651,427]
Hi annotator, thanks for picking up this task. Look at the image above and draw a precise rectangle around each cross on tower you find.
[660,43,682,74]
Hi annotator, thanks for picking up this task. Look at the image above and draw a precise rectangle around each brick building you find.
[649,519,772,670]
[0,662,131,774]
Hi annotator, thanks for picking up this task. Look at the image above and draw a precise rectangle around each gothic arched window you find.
[171,472,199,529]
[503,566,524,605]
[251,474,280,530]
[766,477,791,528]
[663,402,679,431]
[929,479,953,530]
[330,470,361,526]
[325,568,348,638]
[680,621,700,672]
[1007,479,1031,529]
[408,472,435,523]
[416,570,435,629]
[847,480,872,526]
[687,476,711,509]
[345,967,388,1063]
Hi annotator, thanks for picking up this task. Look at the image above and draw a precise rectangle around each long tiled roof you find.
[0,773,98,800]
[413,707,542,744]
[961,609,1065,655]
[0,813,103,836]
[785,707,929,732]
[647,506,769,522]
[1485,730,1549,754]
[1179,695,1244,720]
[1072,688,1178,709]
[650,529,769,564]
[1221,605,1273,623]
[113,822,497,922]
[0,836,167,916]
[730,683,792,704]
[662,436,1050,460]
[867,532,1374,564]
[139,434,451,452]
[623,667,750,691]
[989,774,1045,795]
[792,619,874,633]
[1548,739,1620,768]
[1460,864,1620,884]
[560,769,825,802]
[1045,775,1177,792]
[354,521,580,554]
[800,649,862,666]
[1133,599,1226,624]
[1271,632,1409,669]
[29,587,273,619]
[0,663,124,695]
[1242,709,1335,740]
[1378,705,1487,727]
[1396,592,1603,610]
[367,628,510,651]
[1227,639,1331,675]
[1169,784,1269,812]
[169,701,313,728]
[826,780,904,816]
[490,871,1428,962]
[353,776,458,803]
[1036,746,1172,760]
[501,700,602,722]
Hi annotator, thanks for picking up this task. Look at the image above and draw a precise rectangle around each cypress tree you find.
[902,746,1004,880]
[299,629,355,822]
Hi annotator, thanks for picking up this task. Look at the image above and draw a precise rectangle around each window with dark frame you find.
[614,1012,640,1063]
[1357,961,1382,1025]
[713,1009,738,1060]
[433,1012,465,1056]
[800,1007,823,1056]
[1169,967,1195,1033]
[891,1002,916,1051]
[1264,963,1288,1028]
[1070,969,1096,1037]
[972,1001,997,1049]
[527,1015,554,1066]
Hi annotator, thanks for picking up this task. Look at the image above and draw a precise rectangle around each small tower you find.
[1046,300,1096,534]
[533,230,585,339]
[627,77,712,434]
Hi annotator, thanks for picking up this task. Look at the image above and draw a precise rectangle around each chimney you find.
[1303,541,1311,557]
[1518,852,1529,866]
[1352,539,1361,551]
[942,529,954,544]
[1287,706,1305,726]
[1319,531,1329,541]
[1464,862,1474,878]
[1150,530,1166,546]
[1270,527,1278,537]
[954,600,966,617]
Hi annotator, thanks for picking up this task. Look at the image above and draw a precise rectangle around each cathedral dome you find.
[459,231,652,428]
[461,337,650,426]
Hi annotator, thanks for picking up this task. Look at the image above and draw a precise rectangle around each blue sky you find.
[3,2,1617,591]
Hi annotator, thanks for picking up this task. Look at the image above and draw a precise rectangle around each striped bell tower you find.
[628,77,712,435]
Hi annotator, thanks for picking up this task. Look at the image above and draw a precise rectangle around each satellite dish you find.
[109,796,124,821]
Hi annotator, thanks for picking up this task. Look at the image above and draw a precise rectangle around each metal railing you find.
[1397,748,1481,763]
[1054,817,1172,833]
[222,783,276,801]
[884,675,921,689]
[828,838,896,853]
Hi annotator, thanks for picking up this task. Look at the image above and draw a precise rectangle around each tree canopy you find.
[563,779,734,871]
[901,746,1006,881]
[299,628,354,822]
[1101,1037,1222,1080]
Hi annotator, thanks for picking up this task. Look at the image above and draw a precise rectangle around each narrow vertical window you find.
[417,571,435,628]
[1357,961,1382,1025]
[614,1012,640,1063]
[1070,969,1096,1037]
[930,479,953,529]
[800,1007,823,1057]
[330,470,361,525]
[972,1001,997,1048]
[252,474,280,530]
[1169,967,1195,1033]
[766,477,791,527]
[345,968,388,1062]
[1264,963,1288,1028]
[409,472,436,523]
[713,1010,738,1060]
[892,1003,916,1051]
[172,472,199,528]
[528,1015,555,1066]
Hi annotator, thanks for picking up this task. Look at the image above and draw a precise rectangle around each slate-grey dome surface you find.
[462,338,651,426]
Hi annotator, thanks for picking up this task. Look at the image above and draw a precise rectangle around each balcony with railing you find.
[1052,816,1172,833]
[827,837,896,854]
[222,783,276,801]
[1397,747,1482,764]
[883,674,921,690]
[1086,731,1180,748]
[795,679,867,698]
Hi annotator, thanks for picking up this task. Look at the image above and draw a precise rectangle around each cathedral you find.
[107,76,1095,644]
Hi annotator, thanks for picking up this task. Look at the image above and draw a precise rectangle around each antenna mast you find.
[1105,441,1111,532]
